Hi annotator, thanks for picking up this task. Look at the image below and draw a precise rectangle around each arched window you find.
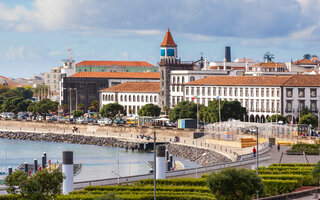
[103,95,105,101]
[182,76,185,83]
[154,96,157,102]
[173,76,176,84]
[177,76,180,84]
[111,95,114,101]
[141,95,144,102]
[133,95,136,102]
[125,95,127,101]
[190,76,195,82]
[129,95,131,102]
[120,95,123,101]
[137,95,140,102]
[150,96,153,102]
[146,96,148,102]
[107,95,109,101]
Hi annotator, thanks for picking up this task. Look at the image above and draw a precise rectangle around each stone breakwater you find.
[166,143,232,166]
[0,131,231,166]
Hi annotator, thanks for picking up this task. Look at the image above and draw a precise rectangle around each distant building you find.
[44,67,62,92]
[75,61,158,73]
[61,72,160,112]
[293,58,318,70]
[99,82,160,115]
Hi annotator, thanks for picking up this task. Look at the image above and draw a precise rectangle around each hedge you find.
[260,166,314,171]
[0,194,21,200]
[287,143,320,155]
[137,178,207,186]
[57,193,216,200]
[270,163,316,167]
[260,174,314,186]
[262,180,298,196]
[259,169,312,175]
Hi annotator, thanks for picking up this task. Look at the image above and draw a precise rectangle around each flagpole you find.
[197,97,199,131]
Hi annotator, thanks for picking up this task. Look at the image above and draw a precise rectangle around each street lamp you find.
[63,88,77,114]
[140,132,157,200]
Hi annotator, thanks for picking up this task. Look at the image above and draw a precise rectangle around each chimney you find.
[225,46,231,62]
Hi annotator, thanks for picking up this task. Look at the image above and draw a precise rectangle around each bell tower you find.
[159,29,177,111]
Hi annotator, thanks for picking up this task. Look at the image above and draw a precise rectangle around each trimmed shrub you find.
[270,163,316,167]
[137,178,207,186]
[287,143,320,155]
[0,194,21,200]
[259,169,312,175]
[262,180,298,196]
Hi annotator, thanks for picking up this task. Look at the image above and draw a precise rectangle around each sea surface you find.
[0,138,198,182]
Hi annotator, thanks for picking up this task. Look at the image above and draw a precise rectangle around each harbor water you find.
[0,138,198,182]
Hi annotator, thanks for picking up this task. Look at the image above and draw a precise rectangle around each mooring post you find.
[62,151,74,194]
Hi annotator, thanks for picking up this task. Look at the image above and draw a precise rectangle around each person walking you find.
[277,143,280,151]
[253,147,256,157]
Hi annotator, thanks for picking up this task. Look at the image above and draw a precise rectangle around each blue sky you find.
[0,0,320,77]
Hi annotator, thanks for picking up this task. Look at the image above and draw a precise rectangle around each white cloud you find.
[48,51,61,56]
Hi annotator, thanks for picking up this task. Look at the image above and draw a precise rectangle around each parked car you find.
[114,119,126,124]
[98,118,112,125]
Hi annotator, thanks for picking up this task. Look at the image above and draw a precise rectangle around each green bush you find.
[311,161,320,185]
[137,178,206,186]
[0,194,21,200]
[207,168,265,200]
[270,163,316,167]
[264,166,314,171]
[259,169,312,175]
[287,143,320,155]
[262,180,298,196]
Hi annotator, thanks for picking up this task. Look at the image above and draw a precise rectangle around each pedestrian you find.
[253,147,256,157]
[277,143,280,151]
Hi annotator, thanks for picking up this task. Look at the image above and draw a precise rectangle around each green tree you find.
[28,99,58,120]
[1,97,31,116]
[207,168,265,200]
[77,103,85,111]
[99,103,126,119]
[300,106,310,117]
[163,106,170,116]
[299,113,318,128]
[267,114,287,123]
[61,104,68,113]
[94,193,123,200]
[168,101,197,122]
[312,161,320,185]
[4,169,64,200]
[89,100,99,112]
[73,110,84,118]
[138,104,161,116]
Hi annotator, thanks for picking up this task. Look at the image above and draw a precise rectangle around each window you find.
[276,89,280,97]
[298,100,305,111]
[125,95,127,101]
[146,96,148,102]
[202,87,205,96]
[190,76,195,82]
[286,100,292,112]
[271,89,274,97]
[229,88,232,96]
[191,87,194,95]
[223,87,227,96]
[311,89,317,97]
[234,88,238,96]
[120,95,123,101]
[186,87,189,95]
[133,96,136,102]
[172,86,175,92]
[240,88,243,96]
[154,96,157,102]
[182,77,185,84]
[53,75,56,78]
[218,87,222,96]
[213,87,216,96]
[137,95,140,102]
[129,95,131,102]
[250,88,254,96]
[173,76,176,84]
[177,77,180,84]
[298,88,305,98]
[286,88,293,97]
[47,75,50,78]
[141,95,144,102]
[172,97,175,105]
[207,87,211,96]
[266,89,269,97]
[261,89,264,97]
[150,96,153,102]
[256,88,259,97]
[311,100,317,112]
[197,87,200,95]
[245,88,249,96]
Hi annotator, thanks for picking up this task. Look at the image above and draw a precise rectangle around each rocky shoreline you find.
[0,131,231,166]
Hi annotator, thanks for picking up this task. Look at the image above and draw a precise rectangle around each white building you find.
[183,75,320,123]
[99,82,160,116]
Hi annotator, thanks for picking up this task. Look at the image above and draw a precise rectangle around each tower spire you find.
[161,28,177,47]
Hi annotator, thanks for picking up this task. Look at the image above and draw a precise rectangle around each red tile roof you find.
[293,58,318,65]
[70,72,160,79]
[100,82,160,93]
[253,62,286,68]
[76,60,154,67]
[161,28,177,47]
[186,75,320,87]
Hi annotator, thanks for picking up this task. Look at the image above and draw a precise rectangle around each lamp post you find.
[63,88,77,114]
[140,132,157,200]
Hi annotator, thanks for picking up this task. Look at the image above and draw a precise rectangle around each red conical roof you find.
[161,28,177,47]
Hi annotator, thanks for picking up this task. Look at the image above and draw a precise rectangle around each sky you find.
[1,0,320,78]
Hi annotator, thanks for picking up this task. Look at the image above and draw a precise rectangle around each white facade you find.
[100,91,159,116]
[184,85,281,122]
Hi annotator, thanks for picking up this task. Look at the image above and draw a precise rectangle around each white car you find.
[98,118,112,125]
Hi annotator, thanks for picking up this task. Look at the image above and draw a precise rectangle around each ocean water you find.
[0,139,197,182]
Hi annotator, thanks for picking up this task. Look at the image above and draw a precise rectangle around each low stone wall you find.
[0,131,231,166]
[166,143,232,166]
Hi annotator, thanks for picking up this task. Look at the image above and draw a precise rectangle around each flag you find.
[67,48,71,52]
[192,96,198,100]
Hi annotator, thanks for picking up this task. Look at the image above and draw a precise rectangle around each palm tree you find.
[163,106,170,117]
[89,100,99,112]
[77,103,85,111]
